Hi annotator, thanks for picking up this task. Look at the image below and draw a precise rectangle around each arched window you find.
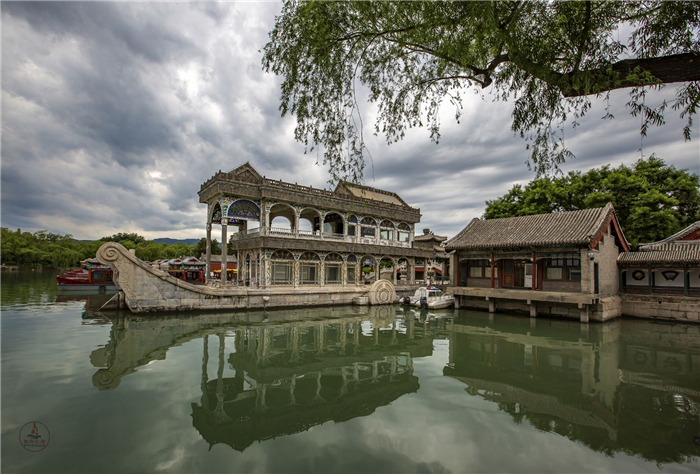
[346,254,357,284]
[347,215,358,237]
[379,220,394,241]
[269,203,295,233]
[299,208,321,235]
[210,203,222,224]
[398,223,411,242]
[270,250,293,285]
[299,252,319,285]
[325,253,342,284]
[323,212,344,236]
[360,217,377,238]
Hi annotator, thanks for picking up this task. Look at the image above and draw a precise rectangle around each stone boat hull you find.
[97,242,399,313]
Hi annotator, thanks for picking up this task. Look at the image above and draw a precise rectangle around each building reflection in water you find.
[444,312,700,464]
[90,306,452,451]
[89,306,700,462]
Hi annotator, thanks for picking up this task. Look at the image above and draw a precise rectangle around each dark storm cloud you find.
[1,2,697,240]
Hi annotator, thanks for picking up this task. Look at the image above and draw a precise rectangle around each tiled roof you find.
[445,203,619,251]
[639,221,700,249]
[334,182,410,208]
[618,243,700,265]
[414,234,447,242]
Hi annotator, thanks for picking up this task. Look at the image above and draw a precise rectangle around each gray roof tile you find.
[446,203,619,250]
[618,243,700,265]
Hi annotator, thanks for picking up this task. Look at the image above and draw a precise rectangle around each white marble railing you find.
[230,226,412,248]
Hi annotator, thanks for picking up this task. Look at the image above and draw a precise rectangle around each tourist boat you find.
[57,259,117,293]
[402,286,454,309]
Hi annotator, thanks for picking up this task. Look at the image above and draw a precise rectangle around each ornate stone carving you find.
[367,280,397,305]
[229,200,260,220]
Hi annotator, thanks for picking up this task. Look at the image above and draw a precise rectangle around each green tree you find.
[483,156,700,247]
[194,237,221,257]
[263,1,700,180]
[99,233,146,245]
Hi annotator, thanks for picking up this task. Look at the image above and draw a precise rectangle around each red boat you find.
[57,259,117,293]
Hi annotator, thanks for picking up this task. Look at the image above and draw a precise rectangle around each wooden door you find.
[503,260,514,287]
[513,261,525,287]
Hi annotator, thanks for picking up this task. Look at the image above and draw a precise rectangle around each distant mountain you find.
[153,238,200,246]
[73,237,202,245]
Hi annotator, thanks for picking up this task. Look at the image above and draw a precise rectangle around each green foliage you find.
[194,237,221,257]
[263,1,700,180]
[483,156,700,247]
[1,228,201,268]
[99,233,146,245]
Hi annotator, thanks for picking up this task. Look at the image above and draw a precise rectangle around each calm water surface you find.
[2,270,700,473]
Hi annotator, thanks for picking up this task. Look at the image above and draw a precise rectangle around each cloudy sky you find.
[2,1,698,241]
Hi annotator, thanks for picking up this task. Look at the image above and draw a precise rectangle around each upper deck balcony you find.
[230,224,413,248]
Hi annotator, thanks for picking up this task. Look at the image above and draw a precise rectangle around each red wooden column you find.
[532,251,537,291]
[490,252,495,289]
[455,253,461,287]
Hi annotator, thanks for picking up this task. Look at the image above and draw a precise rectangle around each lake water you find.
[2,270,700,473]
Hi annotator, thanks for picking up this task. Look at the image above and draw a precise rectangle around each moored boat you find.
[401,286,454,309]
[57,259,117,293]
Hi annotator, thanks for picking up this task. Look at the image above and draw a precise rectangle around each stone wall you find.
[621,294,700,323]
[541,280,581,292]
[581,229,620,295]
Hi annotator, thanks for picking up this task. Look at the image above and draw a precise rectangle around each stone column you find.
[205,223,212,283]
[261,199,268,236]
[342,261,347,286]
[201,335,209,409]
[409,258,415,285]
[294,214,300,238]
[320,260,325,287]
[393,259,397,285]
[221,219,228,284]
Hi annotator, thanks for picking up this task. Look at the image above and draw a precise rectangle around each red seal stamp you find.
[19,421,50,452]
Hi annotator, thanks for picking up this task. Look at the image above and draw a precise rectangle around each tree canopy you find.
[483,156,700,247]
[263,1,700,180]
[1,229,204,268]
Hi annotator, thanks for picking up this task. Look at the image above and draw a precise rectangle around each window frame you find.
[271,261,293,285]
[325,263,342,284]
[544,256,581,281]
[468,259,493,279]
[300,262,319,285]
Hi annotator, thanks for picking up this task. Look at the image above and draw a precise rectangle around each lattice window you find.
[271,262,293,285]
[325,264,341,284]
[300,263,319,284]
